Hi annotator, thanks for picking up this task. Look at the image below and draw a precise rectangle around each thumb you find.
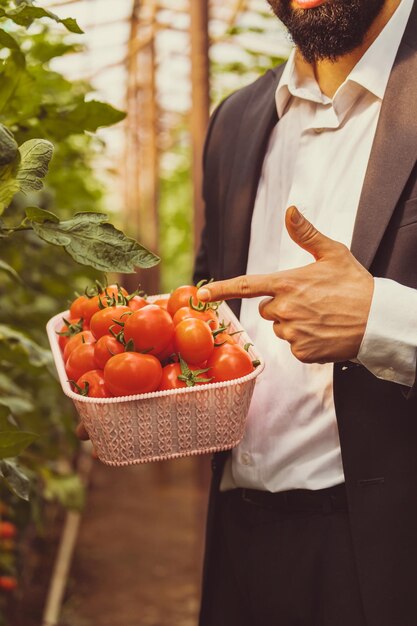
[285,206,341,261]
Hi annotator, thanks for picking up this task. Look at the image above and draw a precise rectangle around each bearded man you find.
[194,1,417,625]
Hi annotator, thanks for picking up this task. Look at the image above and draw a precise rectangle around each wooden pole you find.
[124,0,160,296]
[190,0,210,256]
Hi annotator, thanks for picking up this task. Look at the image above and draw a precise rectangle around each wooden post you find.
[190,0,210,256]
[124,0,160,296]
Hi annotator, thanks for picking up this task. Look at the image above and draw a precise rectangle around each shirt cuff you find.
[356,278,417,387]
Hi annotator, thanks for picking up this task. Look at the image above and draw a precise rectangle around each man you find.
[193,0,417,625]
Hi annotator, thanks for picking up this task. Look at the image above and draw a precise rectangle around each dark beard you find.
[267,0,386,63]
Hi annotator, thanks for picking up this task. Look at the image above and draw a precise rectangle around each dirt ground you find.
[60,456,211,626]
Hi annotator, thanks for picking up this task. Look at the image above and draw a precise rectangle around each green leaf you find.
[0,259,22,283]
[0,159,19,213]
[0,52,25,115]
[0,430,38,459]
[25,205,59,223]
[0,30,25,66]
[28,210,160,273]
[0,124,18,166]
[0,324,52,368]
[43,471,85,511]
[0,4,84,34]
[42,100,126,140]
[17,138,54,194]
[0,395,34,415]
[0,138,53,214]
[0,458,31,500]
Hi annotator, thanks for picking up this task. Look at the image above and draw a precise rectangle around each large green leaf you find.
[0,50,25,115]
[0,29,25,66]
[0,124,18,166]
[17,138,54,193]
[42,100,126,139]
[0,430,38,459]
[26,208,160,273]
[0,137,53,213]
[0,4,83,34]
[0,324,52,367]
[0,458,31,500]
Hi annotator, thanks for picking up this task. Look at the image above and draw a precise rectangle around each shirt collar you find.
[276,0,414,118]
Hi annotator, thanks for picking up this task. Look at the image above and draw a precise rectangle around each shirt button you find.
[241,452,253,466]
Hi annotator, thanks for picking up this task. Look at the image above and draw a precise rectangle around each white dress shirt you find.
[221,0,416,493]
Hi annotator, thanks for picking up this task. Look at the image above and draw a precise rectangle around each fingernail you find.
[197,288,210,301]
[290,207,303,225]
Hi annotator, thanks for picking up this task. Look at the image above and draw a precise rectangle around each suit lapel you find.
[351,3,417,269]
[221,67,283,287]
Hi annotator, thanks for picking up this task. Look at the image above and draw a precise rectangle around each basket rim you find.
[46,296,264,405]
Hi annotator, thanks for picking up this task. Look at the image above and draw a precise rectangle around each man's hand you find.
[197,206,374,364]
[76,422,90,441]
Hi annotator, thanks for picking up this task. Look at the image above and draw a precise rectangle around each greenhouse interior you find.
[2,0,415,625]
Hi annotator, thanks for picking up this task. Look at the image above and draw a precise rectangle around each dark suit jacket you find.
[195,3,417,626]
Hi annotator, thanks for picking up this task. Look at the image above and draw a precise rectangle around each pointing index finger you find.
[197,274,277,302]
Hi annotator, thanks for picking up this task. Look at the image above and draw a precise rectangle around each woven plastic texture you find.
[46,297,264,466]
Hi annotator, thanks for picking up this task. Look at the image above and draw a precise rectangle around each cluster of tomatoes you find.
[57,282,258,398]
[0,519,18,593]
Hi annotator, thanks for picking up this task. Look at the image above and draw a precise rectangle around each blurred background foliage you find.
[0,0,289,621]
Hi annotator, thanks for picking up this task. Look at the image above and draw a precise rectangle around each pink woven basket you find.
[46,298,264,466]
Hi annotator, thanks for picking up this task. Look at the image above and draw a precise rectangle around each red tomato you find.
[0,522,17,539]
[157,338,176,364]
[174,318,214,364]
[206,343,254,382]
[167,285,199,317]
[158,362,212,390]
[83,285,129,322]
[76,370,112,398]
[104,353,162,396]
[0,576,17,591]
[66,343,97,382]
[57,318,86,351]
[63,330,95,362]
[94,335,125,369]
[158,363,187,390]
[153,298,169,310]
[82,295,102,323]
[90,305,131,340]
[213,331,237,346]
[123,305,174,356]
[128,295,148,311]
[69,295,89,320]
[173,305,219,330]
